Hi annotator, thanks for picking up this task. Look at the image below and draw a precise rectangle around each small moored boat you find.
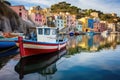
[0,36,16,49]
[0,33,23,49]
[16,26,68,58]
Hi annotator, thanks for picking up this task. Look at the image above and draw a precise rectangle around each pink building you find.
[35,13,46,26]
[10,5,28,20]
[94,22,107,32]
[66,15,71,27]
[66,15,77,27]
[71,15,77,27]
[29,13,46,26]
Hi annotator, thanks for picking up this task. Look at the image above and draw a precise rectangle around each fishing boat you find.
[16,26,68,58]
[15,48,67,79]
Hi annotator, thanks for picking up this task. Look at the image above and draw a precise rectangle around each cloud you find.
[8,0,120,16]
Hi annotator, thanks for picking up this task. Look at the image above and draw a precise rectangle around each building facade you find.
[107,23,116,32]
[10,5,28,20]
[94,22,107,32]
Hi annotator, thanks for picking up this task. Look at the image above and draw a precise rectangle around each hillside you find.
[0,2,34,34]
[50,2,120,22]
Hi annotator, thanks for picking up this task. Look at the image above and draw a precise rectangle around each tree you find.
[50,1,80,14]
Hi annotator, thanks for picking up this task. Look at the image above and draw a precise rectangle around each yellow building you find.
[78,17,90,32]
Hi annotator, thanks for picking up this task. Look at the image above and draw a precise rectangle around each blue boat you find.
[69,32,74,36]
[0,37,16,49]
[0,41,16,49]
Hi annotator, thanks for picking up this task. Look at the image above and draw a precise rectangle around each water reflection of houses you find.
[67,34,120,55]
[77,34,120,52]
[78,35,89,50]
[107,34,119,49]
[67,36,79,55]
[77,35,101,52]
[94,34,105,47]
[116,34,120,43]
[15,48,67,80]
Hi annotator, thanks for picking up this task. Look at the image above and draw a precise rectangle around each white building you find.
[107,23,116,32]
[55,19,64,30]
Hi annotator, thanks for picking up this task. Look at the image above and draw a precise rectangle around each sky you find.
[8,0,120,16]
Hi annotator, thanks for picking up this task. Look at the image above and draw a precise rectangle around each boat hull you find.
[0,41,16,48]
[16,37,67,58]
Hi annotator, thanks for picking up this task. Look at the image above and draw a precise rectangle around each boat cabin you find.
[36,26,58,43]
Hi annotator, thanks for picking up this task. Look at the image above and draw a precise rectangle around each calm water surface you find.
[0,34,120,80]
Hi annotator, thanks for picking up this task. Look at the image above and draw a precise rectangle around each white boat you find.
[15,26,68,58]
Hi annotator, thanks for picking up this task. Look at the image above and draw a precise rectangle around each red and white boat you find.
[16,26,68,58]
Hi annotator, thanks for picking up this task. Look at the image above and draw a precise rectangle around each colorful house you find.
[29,13,46,26]
[79,17,88,32]
[55,16,64,30]
[76,21,82,32]
[94,22,107,32]
[35,14,42,25]
[79,17,94,32]
[66,15,72,27]
[46,16,55,27]
[88,18,94,29]
[107,23,116,32]
[28,6,46,26]
[10,5,28,20]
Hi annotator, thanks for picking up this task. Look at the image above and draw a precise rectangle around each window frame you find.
[44,28,50,35]
[38,28,43,35]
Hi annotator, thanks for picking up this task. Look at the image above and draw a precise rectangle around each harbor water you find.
[0,33,120,80]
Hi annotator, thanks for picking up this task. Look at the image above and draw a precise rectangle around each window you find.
[44,28,50,35]
[35,19,37,21]
[38,28,43,35]
[19,12,22,17]
[52,29,56,35]
[19,9,22,11]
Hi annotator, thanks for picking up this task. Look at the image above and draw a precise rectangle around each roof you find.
[10,5,27,11]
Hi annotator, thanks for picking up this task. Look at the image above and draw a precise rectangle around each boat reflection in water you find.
[0,46,19,57]
[15,48,67,79]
